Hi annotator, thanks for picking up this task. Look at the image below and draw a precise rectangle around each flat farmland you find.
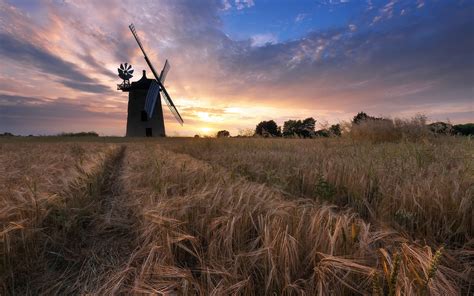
[0,137,472,295]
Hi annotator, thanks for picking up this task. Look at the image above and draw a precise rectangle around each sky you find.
[0,0,472,136]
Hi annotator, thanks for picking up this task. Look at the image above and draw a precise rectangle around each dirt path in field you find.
[27,145,140,294]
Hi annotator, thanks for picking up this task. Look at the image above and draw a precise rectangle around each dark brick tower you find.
[122,70,165,137]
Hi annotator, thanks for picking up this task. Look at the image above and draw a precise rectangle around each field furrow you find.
[0,143,131,294]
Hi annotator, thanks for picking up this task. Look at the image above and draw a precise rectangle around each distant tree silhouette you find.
[329,124,342,136]
[194,134,200,138]
[282,120,299,137]
[453,123,474,136]
[216,130,230,138]
[301,117,316,138]
[283,117,316,138]
[428,122,453,135]
[314,129,330,137]
[58,132,99,137]
[255,120,280,137]
[352,112,382,124]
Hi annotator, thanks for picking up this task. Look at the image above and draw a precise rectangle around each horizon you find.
[0,0,473,137]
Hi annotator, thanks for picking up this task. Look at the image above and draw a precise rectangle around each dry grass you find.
[162,137,473,247]
[0,138,472,295]
[349,115,431,143]
[100,144,468,295]
[0,142,118,293]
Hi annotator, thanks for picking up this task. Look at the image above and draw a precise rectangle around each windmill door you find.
[146,128,152,137]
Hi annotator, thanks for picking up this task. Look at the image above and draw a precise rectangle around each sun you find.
[199,127,214,135]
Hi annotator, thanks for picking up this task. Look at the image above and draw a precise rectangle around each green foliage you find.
[329,124,342,136]
[314,175,336,201]
[453,123,474,136]
[352,112,383,124]
[428,122,453,135]
[282,117,316,138]
[255,120,281,137]
[314,129,330,137]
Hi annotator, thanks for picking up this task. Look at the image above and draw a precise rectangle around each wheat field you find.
[0,137,472,295]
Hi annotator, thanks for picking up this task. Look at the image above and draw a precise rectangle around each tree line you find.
[215,112,473,138]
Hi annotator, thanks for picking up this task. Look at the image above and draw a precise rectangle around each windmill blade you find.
[159,60,170,84]
[160,85,183,125]
[144,80,160,119]
[129,23,184,125]
[120,63,124,70]
[129,24,161,83]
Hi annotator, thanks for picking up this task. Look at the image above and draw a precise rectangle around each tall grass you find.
[99,144,466,294]
[0,139,471,294]
[349,115,431,143]
[162,137,473,248]
[0,143,117,293]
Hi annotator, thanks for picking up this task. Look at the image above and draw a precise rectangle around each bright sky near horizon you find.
[0,0,473,136]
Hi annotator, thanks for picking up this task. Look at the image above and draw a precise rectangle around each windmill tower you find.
[117,24,183,137]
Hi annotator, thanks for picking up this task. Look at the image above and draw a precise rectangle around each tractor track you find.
[14,145,139,295]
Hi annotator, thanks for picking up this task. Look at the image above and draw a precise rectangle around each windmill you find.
[117,24,183,137]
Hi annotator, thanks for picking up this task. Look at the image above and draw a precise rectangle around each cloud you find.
[250,33,278,47]
[0,33,110,93]
[0,93,124,135]
[0,0,472,137]
[295,13,307,22]
[235,0,255,10]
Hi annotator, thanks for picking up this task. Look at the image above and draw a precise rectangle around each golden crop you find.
[0,137,472,295]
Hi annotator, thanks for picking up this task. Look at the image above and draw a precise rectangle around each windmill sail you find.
[160,60,170,84]
[161,87,184,125]
[144,80,160,119]
[129,24,183,125]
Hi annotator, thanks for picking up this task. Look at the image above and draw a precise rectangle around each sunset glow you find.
[0,0,472,136]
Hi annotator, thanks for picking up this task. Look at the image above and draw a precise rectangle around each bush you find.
[216,130,230,138]
[282,117,316,138]
[428,122,453,135]
[349,115,429,143]
[329,124,342,136]
[58,132,99,137]
[453,123,474,136]
[255,120,280,137]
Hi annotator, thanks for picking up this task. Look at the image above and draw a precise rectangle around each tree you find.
[216,130,230,138]
[352,112,382,124]
[428,122,452,135]
[329,124,342,136]
[301,117,316,138]
[255,120,280,137]
[453,123,474,136]
[314,129,330,137]
[283,120,300,137]
[283,117,316,138]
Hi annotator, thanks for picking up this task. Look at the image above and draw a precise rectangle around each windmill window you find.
[141,110,148,121]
